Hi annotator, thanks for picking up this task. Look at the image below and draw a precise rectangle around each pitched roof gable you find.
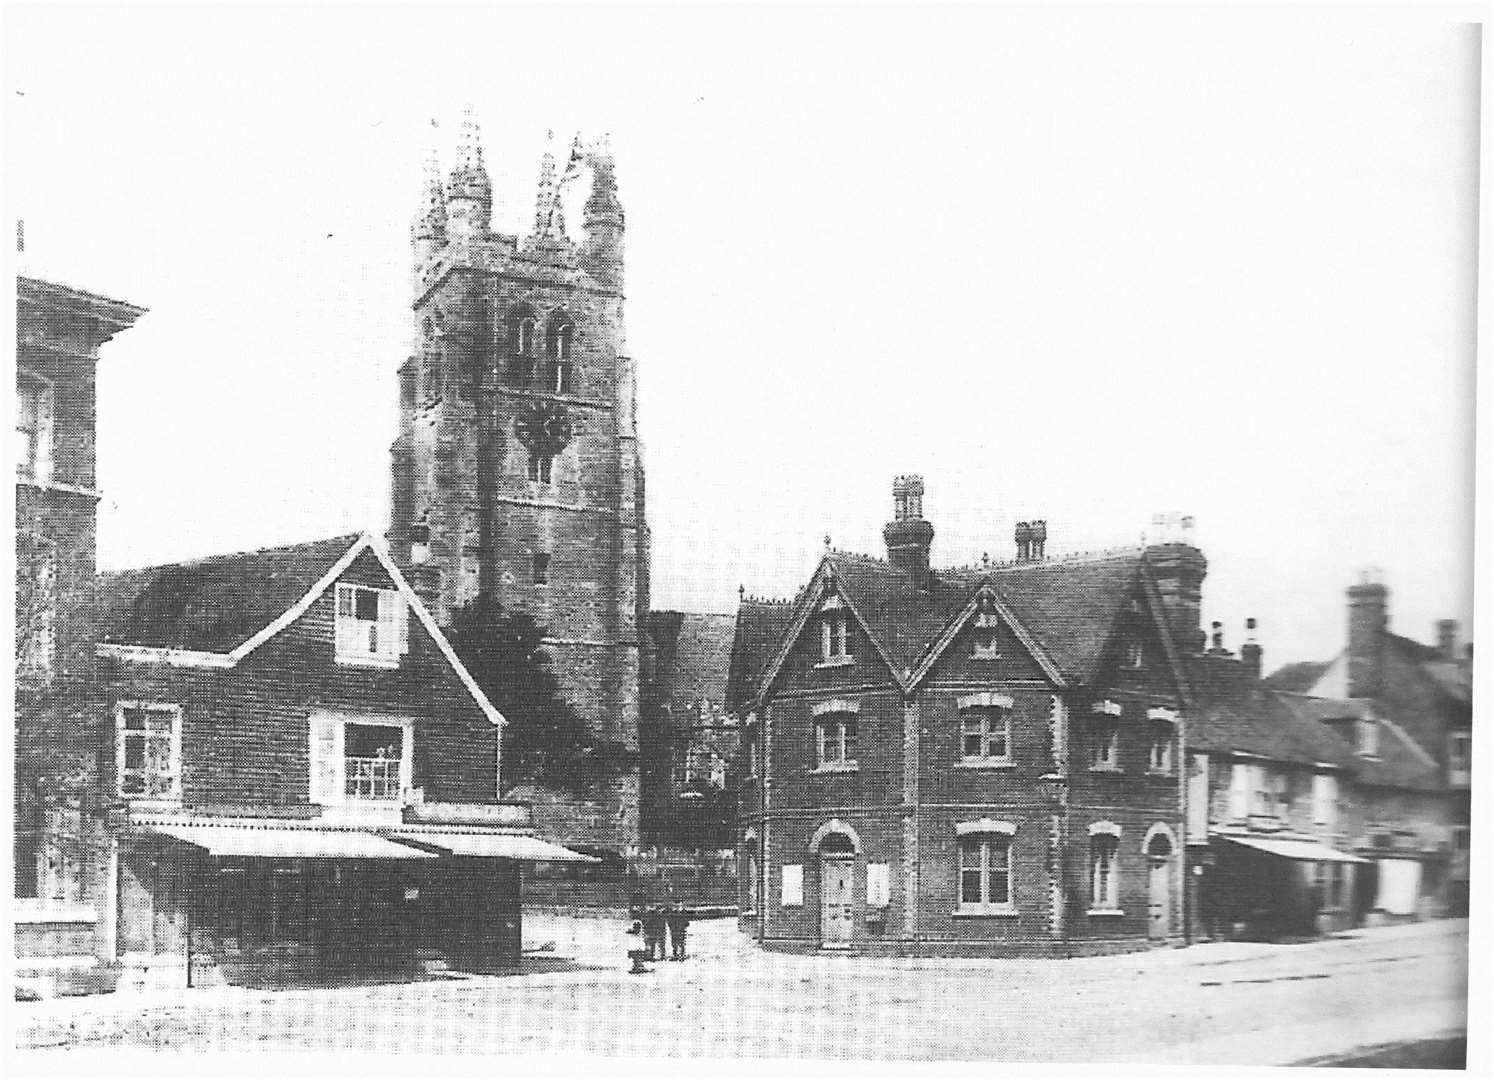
[1186,656,1355,767]
[96,533,504,728]
[648,610,738,710]
[725,598,796,711]
[907,583,1066,688]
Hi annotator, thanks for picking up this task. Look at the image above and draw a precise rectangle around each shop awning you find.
[1219,834,1368,864]
[391,830,599,862]
[148,824,438,860]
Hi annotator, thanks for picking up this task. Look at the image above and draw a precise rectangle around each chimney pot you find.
[1240,617,1262,679]
[884,474,934,584]
[1436,619,1459,661]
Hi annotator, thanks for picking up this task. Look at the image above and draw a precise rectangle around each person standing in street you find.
[666,901,690,961]
[643,903,667,961]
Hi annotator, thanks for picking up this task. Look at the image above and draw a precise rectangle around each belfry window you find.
[528,452,554,484]
[517,317,537,355]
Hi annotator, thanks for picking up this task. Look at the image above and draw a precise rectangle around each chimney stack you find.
[883,475,934,585]
[1346,570,1388,700]
[1436,619,1459,661]
[1014,521,1032,563]
[1205,620,1229,657]
[1240,617,1262,679]
[1144,512,1208,655]
[1031,520,1047,561]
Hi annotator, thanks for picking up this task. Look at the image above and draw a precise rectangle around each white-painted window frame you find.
[955,823,1016,915]
[115,701,184,803]
[309,712,415,808]
[334,583,404,667]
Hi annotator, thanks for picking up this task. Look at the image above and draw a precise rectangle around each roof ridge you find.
[101,532,366,576]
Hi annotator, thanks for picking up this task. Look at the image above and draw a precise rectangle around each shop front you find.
[1202,832,1367,940]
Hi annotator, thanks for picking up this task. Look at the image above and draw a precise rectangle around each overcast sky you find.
[6,5,1481,671]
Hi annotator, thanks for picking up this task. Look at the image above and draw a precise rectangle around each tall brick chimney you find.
[1346,571,1388,699]
[1436,619,1459,661]
[1240,617,1262,680]
[884,475,934,585]
[1144,513,1208,655]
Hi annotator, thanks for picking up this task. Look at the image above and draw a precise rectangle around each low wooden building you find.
[94,532,590,986]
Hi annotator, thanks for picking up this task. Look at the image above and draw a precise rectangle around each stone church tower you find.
[389,114,647,853]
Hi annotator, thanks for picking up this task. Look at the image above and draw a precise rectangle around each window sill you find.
[1087,765,1123,774]
[971,652,1002,662]
[814,656,855,669]
[335,653,401,670]
[1087,908,1125,917]
[953,905,1018,918]
[956,759,1015,770]
[811,762,859,775]
[1146,768,1174,777]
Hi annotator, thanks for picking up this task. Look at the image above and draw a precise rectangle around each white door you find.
[1376,858,1421,915]
[1148,858,1171,939]
[820,857,855,947]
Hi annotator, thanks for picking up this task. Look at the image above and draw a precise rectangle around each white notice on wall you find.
[781,863,803,907]
[866,862,890,907]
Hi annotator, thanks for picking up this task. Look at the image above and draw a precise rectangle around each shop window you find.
[116,703,182,801]
[310,715,414,805]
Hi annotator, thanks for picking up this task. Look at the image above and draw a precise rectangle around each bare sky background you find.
[5,6,1481,672]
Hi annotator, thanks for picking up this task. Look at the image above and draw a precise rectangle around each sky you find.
[4,5,1483,673]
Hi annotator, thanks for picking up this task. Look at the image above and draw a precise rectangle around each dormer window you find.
[334,584,403,667]
[1357,718,1380,758]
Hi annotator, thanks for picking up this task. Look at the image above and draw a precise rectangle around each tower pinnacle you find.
[531,137,566,241]
[445,106,492,239]
[581,136,624,287]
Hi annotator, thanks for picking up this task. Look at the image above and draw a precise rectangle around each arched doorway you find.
[1146,829,1174,940]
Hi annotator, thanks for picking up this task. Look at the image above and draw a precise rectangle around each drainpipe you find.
[1180,708,1191,947]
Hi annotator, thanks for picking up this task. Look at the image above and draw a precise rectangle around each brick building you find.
[387,119,647,854]
[736,478,1196,956]
[91,532,590,987]
[15,277,145,985]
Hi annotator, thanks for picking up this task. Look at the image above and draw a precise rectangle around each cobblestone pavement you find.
[10,918,1469,1064]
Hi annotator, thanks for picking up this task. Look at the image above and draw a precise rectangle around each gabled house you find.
[93,532,591,987]
[1264,574,1471,917]
[737,477,1195,957]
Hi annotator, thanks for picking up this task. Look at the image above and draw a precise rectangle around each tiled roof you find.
[647,611,737,711]
[1186,656,1355,767]
[821,548,1147,683]
[1261,660,1331,692]
[725,598,795,711]
[97,534,363,653]
[1271,691,1444,791]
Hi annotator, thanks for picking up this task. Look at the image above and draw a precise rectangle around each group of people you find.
[628,898,691,964]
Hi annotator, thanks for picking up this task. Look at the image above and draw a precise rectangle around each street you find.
[13,917,1468,1063]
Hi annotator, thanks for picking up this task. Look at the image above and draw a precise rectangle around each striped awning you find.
[148,824,437,860]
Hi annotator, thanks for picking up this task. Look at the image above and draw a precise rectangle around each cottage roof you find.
[96,532,505,729]
[1271,691,1444,791]
[98,533,363,652]
[1185,655,1356,767]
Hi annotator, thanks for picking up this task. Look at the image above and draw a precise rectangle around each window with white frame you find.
[117,703,182,800]
[957,829,1014,912]
[815,713,857,768]
[819,596,851,662]
[1357,718,1379,758]
[1123,639,1144,669]
[16,373,53,484]
[1147,722,1173,773]
[309,715,414,805]
[334,583,403,665]
[971,597,1000,659]
[960,705,1011,764]
[1090,718,1119,770]
[1090,833,1120,911]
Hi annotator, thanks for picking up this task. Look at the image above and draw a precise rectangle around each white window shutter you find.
[393,592,410,655]
[866,862,890,908]
[1229,762,1249,820]
[309,717,343,804]
[377,589,403,659]
[781,864,803,907]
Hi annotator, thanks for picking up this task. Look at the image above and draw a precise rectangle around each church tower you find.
[390,117,648,853]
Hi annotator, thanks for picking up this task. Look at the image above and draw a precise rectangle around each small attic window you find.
[1124,640,1144,669]
[1357,718,1379,758]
